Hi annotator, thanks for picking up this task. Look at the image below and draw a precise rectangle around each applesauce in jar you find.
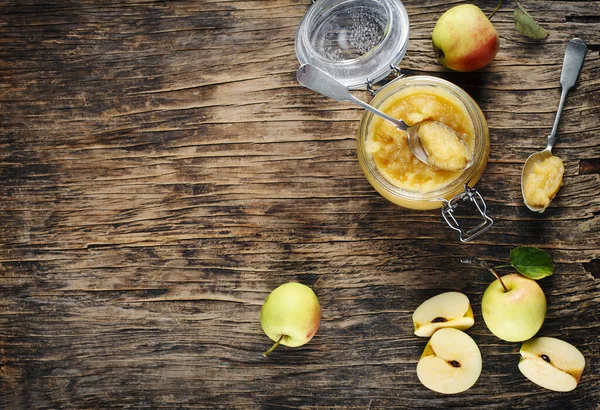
[357,76,490,210]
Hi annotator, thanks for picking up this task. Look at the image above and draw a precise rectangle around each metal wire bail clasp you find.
[442,185,494,242]
[366,64,404,96]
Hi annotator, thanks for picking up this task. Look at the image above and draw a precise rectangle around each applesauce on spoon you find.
[417,121,473,171]
[522,155,564,210]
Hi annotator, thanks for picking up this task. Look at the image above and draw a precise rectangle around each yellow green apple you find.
[481,273,546,342]
[417,328,482,394]
[260,282,321,356]
[412,292,474,337]
[432,4,500,72]
[519,337,585,392]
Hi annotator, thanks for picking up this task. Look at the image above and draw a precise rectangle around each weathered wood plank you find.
[1,0,599,409]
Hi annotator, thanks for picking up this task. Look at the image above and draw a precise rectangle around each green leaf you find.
[510,247,554,280]
[514,1,549,40]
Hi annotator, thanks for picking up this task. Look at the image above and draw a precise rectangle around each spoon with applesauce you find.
[296,64,473,172]
[521,38,587,212]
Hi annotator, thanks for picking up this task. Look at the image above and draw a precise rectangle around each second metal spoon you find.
[296,64,471,171]
[521,38,587,212]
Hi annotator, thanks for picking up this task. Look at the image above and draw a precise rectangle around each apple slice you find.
[413,292,474,337]
[519,337,585,392]
[417,328,482,394]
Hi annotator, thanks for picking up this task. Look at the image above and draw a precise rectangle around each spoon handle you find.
[547,38,587,150]
[347,94,408,131]
[296,64,408,131]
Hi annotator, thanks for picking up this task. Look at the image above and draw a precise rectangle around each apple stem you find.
[263,335,284,357]
[460,258,508,292]
[488,267,508,292]
[488,0,503,20]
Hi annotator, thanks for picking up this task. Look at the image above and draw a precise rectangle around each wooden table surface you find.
[1,1,599,408]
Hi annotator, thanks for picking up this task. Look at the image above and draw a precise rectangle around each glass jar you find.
[295,0,409,89]
[357,76,490,210]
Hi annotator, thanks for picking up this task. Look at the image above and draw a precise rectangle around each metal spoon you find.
[296,64,472,171]
[521,38,587,212]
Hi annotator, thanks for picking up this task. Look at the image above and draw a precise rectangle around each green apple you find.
[417,328,482,394]
[260,282,321,356]
[481,273,546,342]
[518,337,586,392]
[432,4,500,72]
[412,292,474,337]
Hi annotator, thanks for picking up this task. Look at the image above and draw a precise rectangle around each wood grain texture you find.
[0,0,599,408]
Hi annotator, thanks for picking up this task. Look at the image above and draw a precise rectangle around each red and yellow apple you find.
[432,4,500,72]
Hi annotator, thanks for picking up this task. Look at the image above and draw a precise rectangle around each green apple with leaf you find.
[260,282,321,357]
[463,247,553,342]
[481,273,546,342]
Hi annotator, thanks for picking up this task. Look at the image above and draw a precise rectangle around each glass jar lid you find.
[295,0,410,90]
